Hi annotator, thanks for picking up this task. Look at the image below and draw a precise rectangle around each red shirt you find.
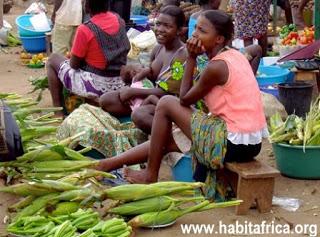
[72,12,120,69]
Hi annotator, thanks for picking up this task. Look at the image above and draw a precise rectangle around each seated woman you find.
[46,0,130,116]
[97,10,268,200]
[99,6,187,133]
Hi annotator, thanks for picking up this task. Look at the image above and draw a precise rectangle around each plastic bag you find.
[261,91,287,120]
[0,27,8,46]
[25,2,47,14]
[272,196,302,212]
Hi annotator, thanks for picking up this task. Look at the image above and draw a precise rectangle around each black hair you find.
[202,10,233,42]
[85,0,109,15]
[160,5,185,29]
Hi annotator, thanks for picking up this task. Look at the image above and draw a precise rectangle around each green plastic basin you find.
[272,143,320,179]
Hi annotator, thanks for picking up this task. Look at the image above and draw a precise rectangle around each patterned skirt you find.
[58,60,125,99]
[190,111,233,201]
[231,0,271,39]
[57,104,147,157]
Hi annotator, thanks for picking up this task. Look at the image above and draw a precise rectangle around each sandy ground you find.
[0,5,320,237]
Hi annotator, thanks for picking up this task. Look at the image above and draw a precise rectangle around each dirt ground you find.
[0,5,320,237]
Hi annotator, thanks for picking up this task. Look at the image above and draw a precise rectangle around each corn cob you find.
[108,195,204,216]
[17,148,64,162]
[64,147,91,161]
[79,229,97,237]
[14,193,60,221]
[50,201,80,216]
[8,196,35,212]
[128,200,209,227]
[15,160,99,173]
[53,220,76,237]
[72,212,100,230]
[102,183,203,202]
[13,107,63,120]
[0,183,56,196]
[53,188,93,201]
[196,200,243,212]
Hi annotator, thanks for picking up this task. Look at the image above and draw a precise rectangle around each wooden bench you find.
[225,160,280,215]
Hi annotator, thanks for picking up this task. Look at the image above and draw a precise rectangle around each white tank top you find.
[55,0,83,26]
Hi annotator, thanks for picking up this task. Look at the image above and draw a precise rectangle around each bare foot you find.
[123,167,156,184]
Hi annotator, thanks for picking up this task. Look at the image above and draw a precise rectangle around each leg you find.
[96,131,180,172]
[47,53,67,115]
[131,104,156,134]
[283,0,293,24]
[244,44,262,75]
[99,91,131,117]
[125,96,193,183]
[96,141,150,172]
[257,33,268,57]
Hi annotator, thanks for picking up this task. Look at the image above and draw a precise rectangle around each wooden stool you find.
[225,160,280,215]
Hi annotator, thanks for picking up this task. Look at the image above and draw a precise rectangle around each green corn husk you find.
[102,182,204,202]
[16,148,64,162]
[20,126,58,143]
[8,196,35,212]
[128,200,209,227]
[0,179,79,196]
[53,220,76,237]
[108,195,205,216]
[196,200,243,211]
[79,229,97,237]
[15,160,99,173]
[64,147,91,161]
[306,129,320,145]
[53,188,93,202]
[14,193,60,221]
[7,219,55,236]
[49,201,80,216]
[0,183,57,196]
[13,107,63,120]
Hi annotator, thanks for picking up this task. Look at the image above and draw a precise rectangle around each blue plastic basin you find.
[256,66,291,86]
[20,35,46,53]
[172,155,194,182]
[16,15,51,37]
[130,15,148,25]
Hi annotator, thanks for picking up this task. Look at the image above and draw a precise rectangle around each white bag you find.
[29,12,51,31]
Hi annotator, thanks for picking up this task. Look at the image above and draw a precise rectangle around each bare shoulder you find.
[202,60,229,86]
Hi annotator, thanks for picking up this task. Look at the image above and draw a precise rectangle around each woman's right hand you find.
[186,37,205,59]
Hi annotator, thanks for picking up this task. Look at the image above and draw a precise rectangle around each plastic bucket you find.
[278,82,313,117]
[272,143,320,179]
[171,155,194,182]
[16,15,50,37]
[20,35,46,53]
[256,66,291,86]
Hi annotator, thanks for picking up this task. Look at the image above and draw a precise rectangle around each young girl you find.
[97,10,268,200]
[99,6,187,133]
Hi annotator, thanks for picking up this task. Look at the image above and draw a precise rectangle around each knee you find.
[46,53,61,69]
[99,92,117,109]
[156,95,178,113]
[131,109,146,127]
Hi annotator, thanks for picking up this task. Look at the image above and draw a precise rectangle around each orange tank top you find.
[204,49,266,133]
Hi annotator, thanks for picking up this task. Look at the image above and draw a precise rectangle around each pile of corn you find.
[7,209,132,237]
[0,92,62,151]
[269,96,320,148]
[102,182,242,228]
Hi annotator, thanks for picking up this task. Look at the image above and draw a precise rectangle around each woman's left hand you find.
[119,87,134,103]
[186,37,205,59]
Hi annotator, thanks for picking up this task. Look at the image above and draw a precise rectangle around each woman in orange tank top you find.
[97,10,268,200]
